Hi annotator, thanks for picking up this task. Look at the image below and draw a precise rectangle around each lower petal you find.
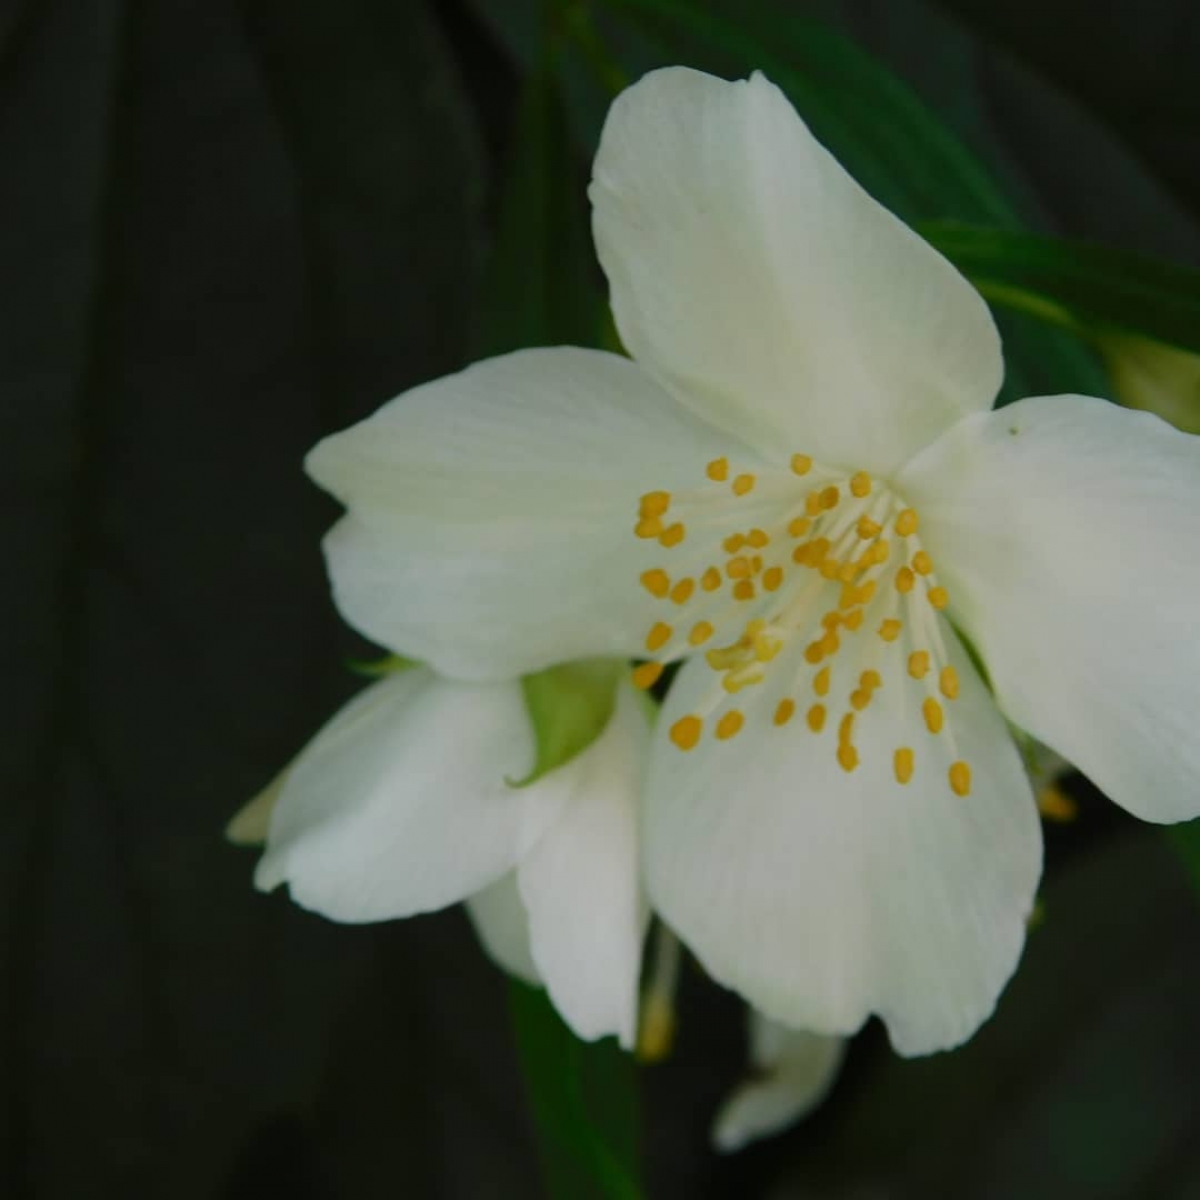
[465,873,541,986]
[645,632,1041,1056]
[899,395,1200,823]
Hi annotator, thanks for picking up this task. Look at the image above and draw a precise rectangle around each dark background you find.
[4,1,1200,1197]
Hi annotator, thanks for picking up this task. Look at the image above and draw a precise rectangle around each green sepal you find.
[346,653,419,678]
[513,658,623,788]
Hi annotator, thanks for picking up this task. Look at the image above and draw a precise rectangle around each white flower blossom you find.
[304,67,1200,1055]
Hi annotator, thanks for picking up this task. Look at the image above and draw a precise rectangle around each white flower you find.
[306,67,1200,1056]
[242,665,651,1048]
[712,1013,846,1153]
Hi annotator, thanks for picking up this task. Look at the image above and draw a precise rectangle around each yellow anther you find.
[819,485,840,511]
[640,569,670,598]
[726,555,752,580]
[706,457,729,482]
[895,567,915,594]
[838,712,856,744]
[821,612,842,632]
[894,747,915,784]
[857,516,882,540]
[850,688,872,711]
[912,550,933,575]
[879,618,902,642]
[788,516,812,538]
[747,528,770,549]
[791,453,812,476]
[733,580,756,601]
[871,540,891,564]
[701,566,722,592]
[861,669,882,690]
[762,566,784,592]
[688,620,715,646]
[774,698,796,726]
[751,554,763,573]
[922,696,944,734]
[722,670,763,694]
[732,473,756,496]
[640,490,671,518]
[670,578,695,605]
[723,533,745,554]
[819,630,840,657]
[806,703,827,733]
[804,641,825,665]
[939,665,959,700]
[837,562,858,584]
[745,619,767,637]
[632,662,664,690]
[849,471,872,498]
[843,608,864,632]
[908,650,930,679]
[838,583,858,610]
[706,646,745,671]
[895,508,919,537]
[754,634,783,663]
[949,760,972,797]
[805,491,823,517]
[635,516,663,539]
[646,622,672,652]
[1038,786,1078,822]
[813,666,831,697]
[670,715,703,751]
[819,559,840,580]
[716,710,744,740]
[659,523,685,548]
[837,743,860,773]
[928,586,949,610]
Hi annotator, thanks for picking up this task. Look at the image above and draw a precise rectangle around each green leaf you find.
[508,982,645,1200]
[920,221,1200,355]
[513,659,622,787]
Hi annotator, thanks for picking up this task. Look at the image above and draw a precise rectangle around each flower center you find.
[630,453,972,798]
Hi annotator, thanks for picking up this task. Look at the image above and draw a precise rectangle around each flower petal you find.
[518,681,651,1049]
[465,872,541,986]
[308,346,737,679]
[712,1011,846,1153]
[898,394,1200,823]
[590,68,1002,476]
[255,669,569,920]
[644,632,1041,1056]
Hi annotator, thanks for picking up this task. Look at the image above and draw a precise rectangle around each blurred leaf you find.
[1099,333,1200,433]
[509,982,645,1200]
[515,659,622,788]
[921,222,1200,355]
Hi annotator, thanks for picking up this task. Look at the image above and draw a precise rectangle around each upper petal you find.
[308,346,738,680]
[255,669,569,920]
[644,631,1041,1056]
[590,68,1002,476]
[518,681,651,1049]
[898,393,1200,823]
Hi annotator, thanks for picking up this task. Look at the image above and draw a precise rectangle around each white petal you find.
[645,632,1041,1056]
[591,68,1002,476]
[712,1011,846,1153]
[464,872,541,986]
[255,669,569,920]
[899,394,1200,823]
[518,681,651,1049]
[226,773,284,846]
[308,346,737,680]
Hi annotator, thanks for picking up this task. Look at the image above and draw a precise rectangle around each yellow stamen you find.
[788,516,811,538]
[688,620,714,646]
[838,713,856,744]
[894,747,914,784]
[762,566,784,592]
[635,516,663,539]
[819,485,840,511]
[640,569,670,598]
[723,533,745,554]
[716,710,744,740]
[726,556,752,580]
[861,669,882,690]
[949,760,971,796]
[774,698,796,726]
[670,715,703,750]
[908,650,930,679]
[849,471,872,498]
[895,566,915,594]
[804,640,825,665]
[733,579,756,601]
[701,566,722,592]
[939,665,959,700]
[639,490,671,518]
[806,704,827,733]
[805,491,824,517]
[870,540,891,564]
[632,662,664,690]
[923,696,944,734]
[747,528,770,549]
[732,473,756,497]
[819,559,840,580]
[790,453,812,476]
[843,608,864,631]
[706,457,729,482]
[659,523,685,548]
[669,578,695,605]
[912,550,933,575]
[837,743,859,772]
[1038,786,1078,822]
[857,516,881,540]
[895,508,918,537]
[928,586,949,610]
[646,622,672,652]
[879,618,902,642]
[813,666,831,697]
[850,688,871,711]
